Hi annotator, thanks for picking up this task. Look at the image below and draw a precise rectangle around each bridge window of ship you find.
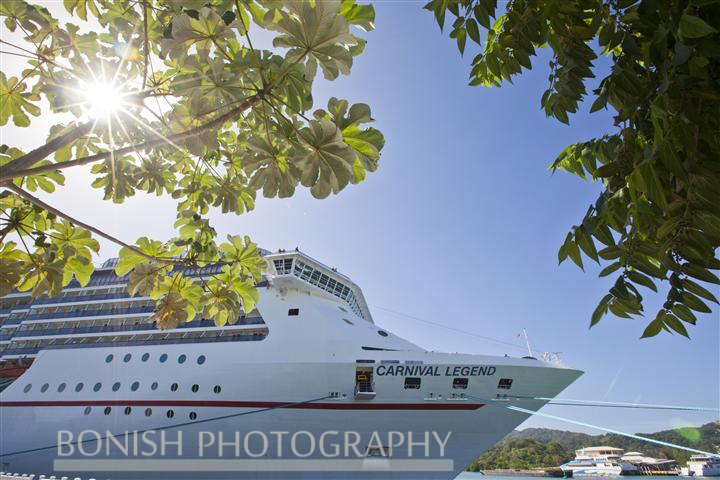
[288,308,299,316]
[75,382,84,392]
[213,385,221,394]
[498,378,513,390]
[191,384,199,392]
[131,381,140,391]
[197,355,206,365]
[166,410,174,418]
[170,383,179,392]
[104,407,111,415]
[93,382,102,392]
[112,382,121,391]
[58,382,66,392]
[40,383,49,392]
[178,354,186,364]
[404,377,421,389]
[453,378,469,389]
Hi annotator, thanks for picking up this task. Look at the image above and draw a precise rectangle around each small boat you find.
[561,447,639,476]
[681,455,720,477]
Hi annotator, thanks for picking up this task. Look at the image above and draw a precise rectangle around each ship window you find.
[104,407,111,415]
[93,382,102,392]
[142,353,150,362]
[84,407,91,415]
[112,382,121,391]
[365,446,391,458]
[189,412,197,420]
[58,382,66,392]
[170,383,179,392]
[178,354,186,364]
[75,382,84,392]
[213,385,221,394]
[160,353,168,363]
[23,384,32,393]
[343,319,354,325]
[377,330,388,337]
[123,353,132,363]
[197,355,206,365]
[41,383,49,392]
[105,354,113,363]
[338,306,348,312]
[145,408,152,416]
[453,378,469,389]
[124,407,132,415]
[192,384,199,392]
[288,308,299,316]
[131,382,140,391]
[498,378,513,390]
[404,377,421,389]
[167,410,174,418]
[151,382,158,390]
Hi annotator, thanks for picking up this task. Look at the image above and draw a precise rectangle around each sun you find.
[84,82,124,119]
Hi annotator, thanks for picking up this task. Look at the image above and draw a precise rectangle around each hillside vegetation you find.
[467,422,719,471]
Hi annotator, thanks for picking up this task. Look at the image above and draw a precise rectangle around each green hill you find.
[466,422,719,471]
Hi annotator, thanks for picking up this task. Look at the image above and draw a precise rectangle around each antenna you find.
[520,329,533,357]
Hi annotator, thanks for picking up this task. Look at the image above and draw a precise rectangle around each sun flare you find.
[84,82,124,119]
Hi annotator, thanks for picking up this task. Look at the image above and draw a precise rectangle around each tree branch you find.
[0,93,263,184]
[5,184,186,265]
[2,122,94,175]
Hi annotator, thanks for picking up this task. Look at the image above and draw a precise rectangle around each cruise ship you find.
[561,447,639,476]
[0,249,582,479]
[681,455,720,476]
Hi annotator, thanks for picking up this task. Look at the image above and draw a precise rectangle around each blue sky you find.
[2,2,718,436]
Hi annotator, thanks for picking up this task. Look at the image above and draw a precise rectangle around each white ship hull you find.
[0,253,582,479]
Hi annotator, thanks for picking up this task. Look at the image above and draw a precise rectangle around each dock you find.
[478,468,573,477]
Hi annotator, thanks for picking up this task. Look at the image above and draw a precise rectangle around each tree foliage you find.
[426,0,720,337]
[0,0,384,329]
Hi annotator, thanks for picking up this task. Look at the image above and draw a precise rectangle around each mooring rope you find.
[0,395,330,458]
[504,395,720,412]
[468,395,720,457]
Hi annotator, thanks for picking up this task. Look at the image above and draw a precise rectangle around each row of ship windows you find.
[29,300,154,316]
[84,406,198,420]
[23,382,223,394]
[105,353,206,364]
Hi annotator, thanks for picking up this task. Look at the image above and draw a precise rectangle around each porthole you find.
[124,407,132,415]
[197,355,206,365]
[83,407,92,415]
[142,353,150,362]
[377,330,388,337]
[75,382,84,392]
[159,354,168,363]
[105,354,114,363]
[343,319,354,325]
[131,381,140,392]
[189,412,197,420]
[104,407,112,415]
[23,384,32,393]
[58,382,66,392]
[123,353,132,363]
[213,385,221,394]
[191,384,199,393]
[170,383,179,392]
[40,383,49,393]
[178,354,187,364]
[93,382,102,392]
[166,410,174,418]
[145,408,152,417]
[112,382,121,392]
[151,382,159,391]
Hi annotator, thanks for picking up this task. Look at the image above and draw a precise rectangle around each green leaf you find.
[671,304,697,325]
[466,18,481,44]
[663,313,689,338]
[0,72,41,127]
[640,311,665,338]
[681,291,712,313]
[627,270,657,292]
[682,263,720,284]
[591,293,612,327]
[682,278,719,303]
[599,262,622,277]
[678,13,718,39]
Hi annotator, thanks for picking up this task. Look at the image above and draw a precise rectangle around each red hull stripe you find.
[0,400,484,410]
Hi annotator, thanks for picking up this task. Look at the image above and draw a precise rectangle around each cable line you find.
[468,395,720,458]
[0,395,330,458]
[506,395,720,412]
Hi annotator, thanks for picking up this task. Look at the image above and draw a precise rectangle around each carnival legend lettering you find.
[375,365,496,376]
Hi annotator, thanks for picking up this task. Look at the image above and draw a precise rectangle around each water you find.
[456,476,695,480]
